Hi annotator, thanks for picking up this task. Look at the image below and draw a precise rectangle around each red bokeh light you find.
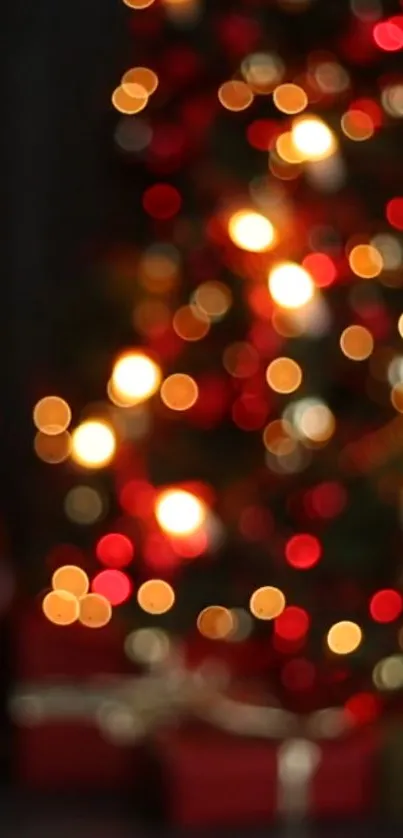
[92,569,133,606]
[373,20,403,51]
[274,606,310,642]
[96,533,134,568]
[246,119,279,151]
[285,534,322,570]
[142,183,182,219]
[232,394,269,431]
[386,196,403,230]
[281,657,316,691]
[170,529,208,558]
[119,480,155,518]
[309,481,347,519]
[369,589,403,623]
[345,692,380,725]
[349,98,383,129]
[302,253,337,288]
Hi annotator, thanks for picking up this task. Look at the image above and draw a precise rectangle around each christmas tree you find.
[35,0,403,716]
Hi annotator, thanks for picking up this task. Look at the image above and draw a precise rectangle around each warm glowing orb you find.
[228,210,275,253]
[327,621,362,655]
[291,116,337,161]
[268,262,315,309]
[111,351,161,405]
[155,488,207,536]
[71,420,116,469]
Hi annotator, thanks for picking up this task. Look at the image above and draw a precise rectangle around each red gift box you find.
[13,606,132,680]
[14,722,142,791]
[154,725,379,827]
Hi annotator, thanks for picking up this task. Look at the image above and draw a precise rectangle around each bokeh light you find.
[125,628,171,665]
[302,253,337,288]
[241,52,284,93]
[96,533,134,568]
[223,342,259,378]
[373,19,403,52]
[369,589,403,623]
[197,605,234,639]
[92,569,132,606]
[218,80,254,111]
[374,656,403,691]
[160,373,199,411]
[112,84,148,115]
[291,116,337,161]
[386,197,403,230]
[348,244,383,278]
[263,419,297,457]
[173,305,210,341]
[121,67,158,95]
[52,565,89,598]
[228,210,276,252]
[340,325,374,360]
[79,593,112,628]
[286,397,336,445]
[266,357,302,394]
[111,351,161,406]
[64,485,104,525]
[249,586,286,620]
[285,534,322,569]
[33,396,71,435]
[274,606,310,641]
[193,281,232,319]
[268,262,315,309]
[122,0,155,7]
[143,184,182,220]
[34,431,71,464]
[341,109,374,141]
[327,621,362,655]
[71,420,116,469]
[155,488,207,536]
[137,579,175,614]
[273,83,308,114]
[42,590,79,626]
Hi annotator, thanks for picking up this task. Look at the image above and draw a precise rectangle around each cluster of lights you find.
[112,65,158,115]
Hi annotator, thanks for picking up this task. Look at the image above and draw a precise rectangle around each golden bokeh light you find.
[218,80,254,111]
[193,281,232,319]
[398,314,403,338]
[263,419,297,457]
[268,262,315,309]
[173,305,210,341]
[391,383,403,413]
[241,52,284,94]
[79,593,112,629]
[122,0,155,7]
[348,244,383,279]
[249,586,286,620]
[33,396,71,435]
[160,373,198,411]
[266,357,302,394]
[341,110,374,141]
[327,621,362,655]
[228,210,276,252]
[112,84,148,115]
[71,420,116,469]
[111,351,161,406]
[291,116,337,161]
[137,579,175,615]
[273,83,308,114]
[155,488,207,536]
[34,431,71,464]
[275,132,305,164]
[64,485,104,525]
[42,590,79,626]
[340,325,374,361]
[52,565,89,598]
[121,67,158,95]
[197,606,234,640]
[298,400,335,444]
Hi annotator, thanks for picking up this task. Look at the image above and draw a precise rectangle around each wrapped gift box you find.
[13,606,132,680]
[14,722,142,791]
[153,725,379,828]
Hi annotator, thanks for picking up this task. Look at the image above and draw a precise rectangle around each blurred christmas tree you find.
[35,0,403,714]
